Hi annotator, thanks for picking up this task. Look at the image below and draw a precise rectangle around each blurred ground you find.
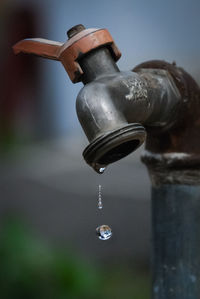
[0,137,151,298]
[0,219,150,299]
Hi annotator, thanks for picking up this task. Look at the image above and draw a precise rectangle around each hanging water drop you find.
[96,225,112,240]
[99,167,106,173]
[92,163,106,174]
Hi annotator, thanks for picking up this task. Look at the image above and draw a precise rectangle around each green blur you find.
[0,220,150,299]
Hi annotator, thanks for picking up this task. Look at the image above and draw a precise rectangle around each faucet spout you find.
[76,70,148,172]
[76,55,182,171]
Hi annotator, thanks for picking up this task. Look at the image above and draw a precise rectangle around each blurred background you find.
[0,0,200,298]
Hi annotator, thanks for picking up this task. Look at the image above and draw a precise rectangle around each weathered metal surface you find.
[77,57,181,170]
[83,123,146,170]
[66,24,85,38]
[78,47,120,84]
[141,151,200,185]
[152,185,200,299]
[134,60,200,184]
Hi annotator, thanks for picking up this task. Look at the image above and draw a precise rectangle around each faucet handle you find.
[13,38,63,60]
[13,24,121,83]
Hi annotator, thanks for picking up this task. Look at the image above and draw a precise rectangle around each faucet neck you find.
[79,47,120,84]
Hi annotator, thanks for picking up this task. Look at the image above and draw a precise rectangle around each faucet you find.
[13,24,197,173]
[13,24,200,298]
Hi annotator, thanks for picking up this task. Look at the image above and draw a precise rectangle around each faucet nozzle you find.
[83,123,146,173]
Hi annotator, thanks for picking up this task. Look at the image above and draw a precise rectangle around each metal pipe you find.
[79,47,120,84]
[139,61,200,299]
[152,185,200,299]
[76,62,182,171]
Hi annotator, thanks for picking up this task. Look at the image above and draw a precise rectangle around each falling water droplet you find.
[96,225,112,240]
[98,202,103,209]
[98,184,103,209]
[99,167,105,173]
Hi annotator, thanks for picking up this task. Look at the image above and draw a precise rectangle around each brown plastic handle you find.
[13,38,63,61]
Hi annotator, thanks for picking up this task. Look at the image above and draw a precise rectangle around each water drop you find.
[99,167,105,173]
[92,163,106,174]
[96,225,112,240]
[98,202,103,209]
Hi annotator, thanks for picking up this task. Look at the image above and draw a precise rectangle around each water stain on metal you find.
[123,77,148,101]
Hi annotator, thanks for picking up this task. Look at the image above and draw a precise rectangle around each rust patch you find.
[134,60,200,178]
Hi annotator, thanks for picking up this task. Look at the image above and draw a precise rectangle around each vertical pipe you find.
[138,60,200,299]
[151,185,200,299]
